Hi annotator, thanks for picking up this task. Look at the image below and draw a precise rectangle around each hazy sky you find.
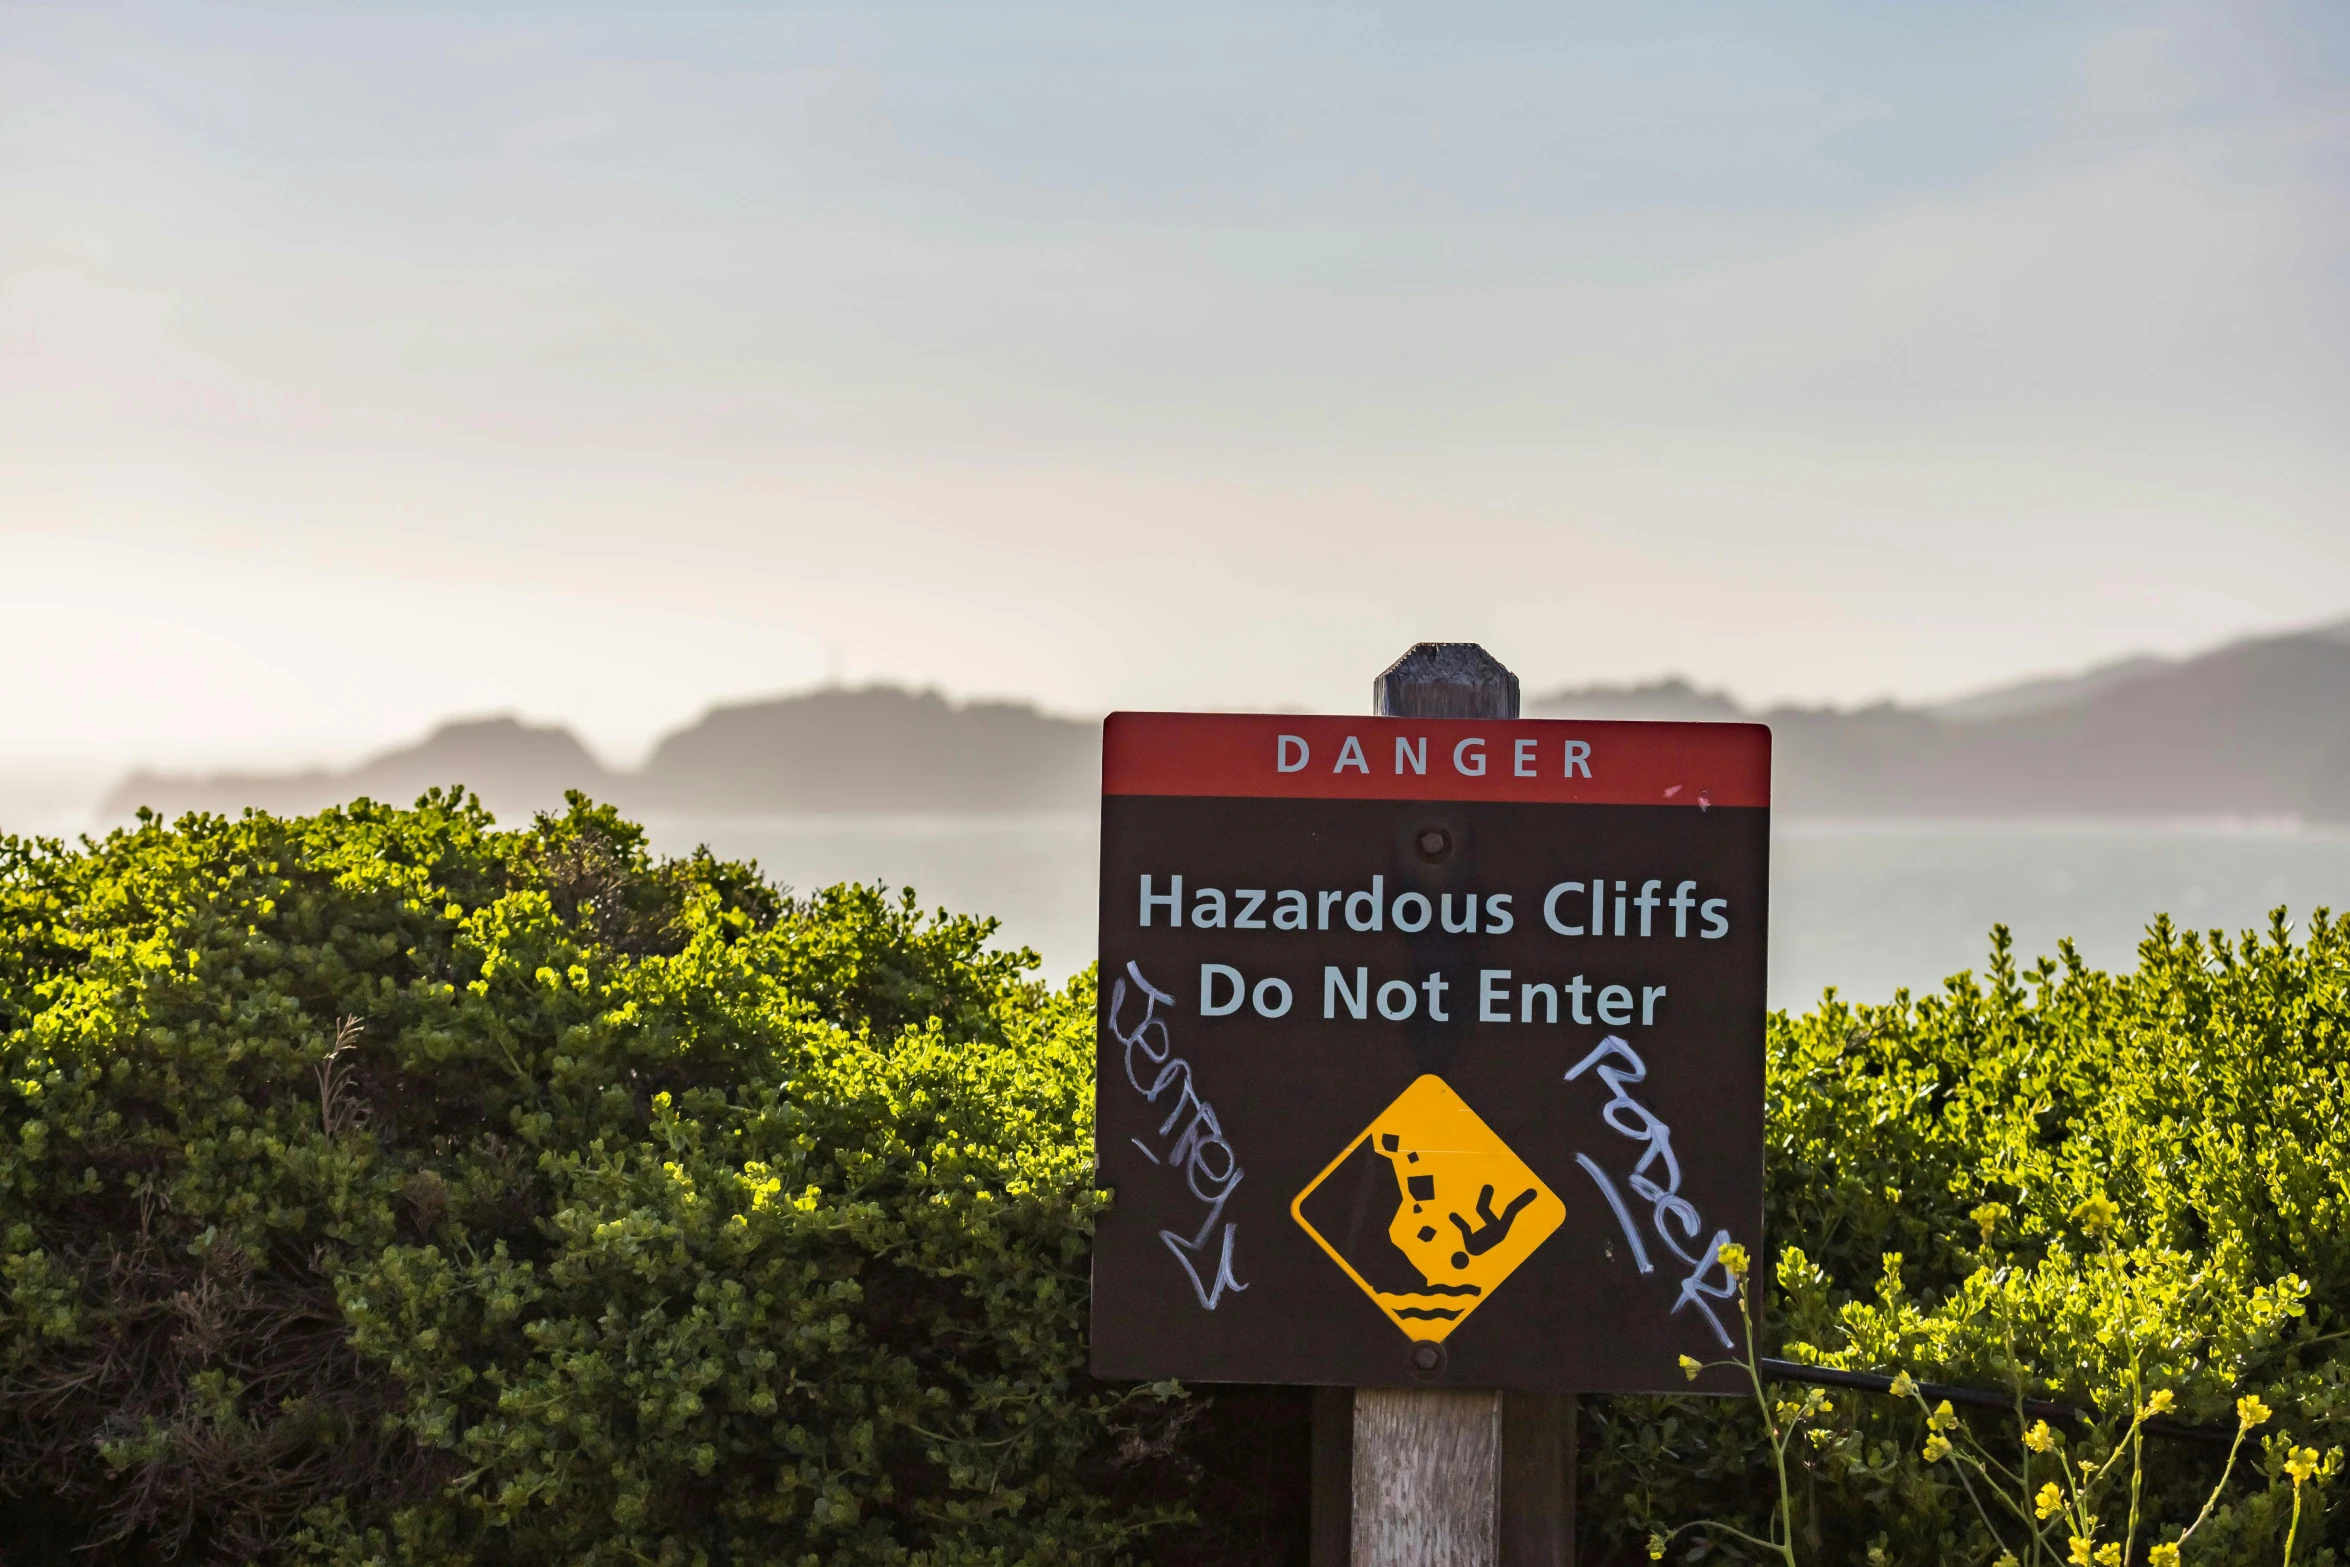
[5,1,2347,769]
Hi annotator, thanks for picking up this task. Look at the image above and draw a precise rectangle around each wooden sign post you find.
[1091,642,1771,1567]
[1346,644,1569,1566]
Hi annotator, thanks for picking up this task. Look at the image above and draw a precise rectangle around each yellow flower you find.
[1970,1201,2009,1241]
[2068,1535,2094,1566]
[2287,1446,2321,1485]
[2034,1482,2064,1520]
[1678,1355,1701,1382]
[2148,1545,2180,1567]
[1929,1399,1960,1433]
[2140,1388,2175,1419]
[1995,1554,2020,1567]
[2069,1194,2120,1238]
[1889,1371,1917,1399]
[2095,1546,2122,1567]
[1717,1242,1750,1282]
[1647,1531,1668,1561]
[2025,1419,2056,1453]
[1923,1433,1953,1463]
[2238,1393,2273,1429]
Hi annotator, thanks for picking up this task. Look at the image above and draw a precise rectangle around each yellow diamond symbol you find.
[1290,1074,1565,1343]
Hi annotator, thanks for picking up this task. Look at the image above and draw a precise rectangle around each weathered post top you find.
[1373,642,1521,721]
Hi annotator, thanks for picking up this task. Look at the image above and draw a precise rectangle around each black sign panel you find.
[1092,713,1770,1393]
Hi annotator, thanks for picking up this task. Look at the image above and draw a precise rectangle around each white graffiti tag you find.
[1564,1034,1739,1349]
[1107,961,1248,1310]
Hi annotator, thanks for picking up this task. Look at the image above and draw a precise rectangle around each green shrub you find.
[0,794,1191,1566]
[1590,919,2350,1566]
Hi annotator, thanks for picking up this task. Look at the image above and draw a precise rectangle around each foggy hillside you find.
[1530,620,2350,820]
[103,688,1096,822]
[104,718,619,825]
[635,688,1097,813]
[101,621,2350,823]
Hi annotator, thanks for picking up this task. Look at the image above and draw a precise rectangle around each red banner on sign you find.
[1101,713,1770,807]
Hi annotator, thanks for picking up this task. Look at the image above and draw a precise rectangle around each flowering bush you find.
[1596,918,2350,1565]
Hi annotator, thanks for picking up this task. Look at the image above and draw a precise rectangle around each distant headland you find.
[102,619,2350,824]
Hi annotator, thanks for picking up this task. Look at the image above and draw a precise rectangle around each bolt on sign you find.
[1091,713,1770,1392]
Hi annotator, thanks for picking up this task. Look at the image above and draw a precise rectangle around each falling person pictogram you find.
[1291,1075,1566,1343]
[1449,1183,1540,1267]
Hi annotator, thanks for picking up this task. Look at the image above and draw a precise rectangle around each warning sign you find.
[1293,1075,1565,1342]
[1091,712,1770,1393]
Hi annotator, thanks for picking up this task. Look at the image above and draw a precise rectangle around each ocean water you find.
[638,813,2350,1012]
[9,772,2340,1012]
[1765,819,2350,1007]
